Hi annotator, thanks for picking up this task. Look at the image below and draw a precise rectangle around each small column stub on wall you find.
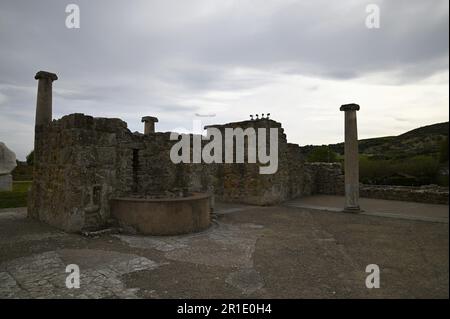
[141,116,159,135]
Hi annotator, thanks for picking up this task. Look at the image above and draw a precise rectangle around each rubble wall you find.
[29,114,315,231]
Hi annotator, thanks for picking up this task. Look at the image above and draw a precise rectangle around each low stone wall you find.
[304,162,344,195]
[360,184,449,205]
[303,162,449,205]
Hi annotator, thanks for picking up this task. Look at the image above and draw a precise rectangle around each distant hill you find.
[301,122,449,186]
[400,122,449,138]
[302,122,448,160]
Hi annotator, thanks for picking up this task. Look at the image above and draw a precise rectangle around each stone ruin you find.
[0,142,17,192]
[28,71,344,232]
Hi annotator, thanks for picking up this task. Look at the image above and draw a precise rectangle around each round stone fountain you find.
[110,192,211,235]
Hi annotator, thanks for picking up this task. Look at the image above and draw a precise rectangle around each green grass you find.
[0,181,32,209]
[359,155,442,186]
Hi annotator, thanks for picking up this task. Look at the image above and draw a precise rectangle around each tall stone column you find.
[34,71,58,126]
[340,103,361,212]
[141,116,159,135]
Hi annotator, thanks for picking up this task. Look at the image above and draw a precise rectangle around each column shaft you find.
[141,116,159,135]
[34,71,58,126]
[344,110,359,210]
[35,78,53,126]
[340,103,361,212]
[144,121,155,135]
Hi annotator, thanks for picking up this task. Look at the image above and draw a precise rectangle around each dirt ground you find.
[0,202,448,299]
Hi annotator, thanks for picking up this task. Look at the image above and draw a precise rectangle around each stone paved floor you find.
[0,203,448,299]
[286,195,449,223]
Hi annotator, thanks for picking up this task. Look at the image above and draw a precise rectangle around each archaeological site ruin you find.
[28,71,448,234]
[28,71,348,233]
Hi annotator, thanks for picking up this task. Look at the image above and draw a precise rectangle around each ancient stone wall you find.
[360,184,449,205]
[29,114,129,231]
[30,112,448,233]
[29,113,198,232]
[202,119,307,205]
[302,161,449,204]
[304,162,345,195]
[29,114,314,231]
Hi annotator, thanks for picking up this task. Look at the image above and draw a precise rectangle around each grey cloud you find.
[0,0,448,159]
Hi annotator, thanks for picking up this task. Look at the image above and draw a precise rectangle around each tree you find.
[306,146,338,163]
[26,150,34,166]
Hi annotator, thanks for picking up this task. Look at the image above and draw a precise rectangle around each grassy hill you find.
[301,122,449,186]
[326,122,448,160]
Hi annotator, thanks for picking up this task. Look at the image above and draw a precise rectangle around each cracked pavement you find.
[0,203,448,298]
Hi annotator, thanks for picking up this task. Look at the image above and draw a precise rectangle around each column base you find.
[343,206,362,213]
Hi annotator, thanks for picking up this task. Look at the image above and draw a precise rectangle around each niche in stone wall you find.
[132,148,140,193]
[92,184,101,206]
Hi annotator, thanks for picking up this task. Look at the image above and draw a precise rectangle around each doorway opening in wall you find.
[132,149,139,193]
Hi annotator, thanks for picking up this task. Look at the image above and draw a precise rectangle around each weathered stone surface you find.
[141,116,158,135]
[303,162,449,204]
[0,249,158,298]
[114,220,264,268]
[1,203,448,298]
[360,184,449,205]
[30,114,316,232]
[225,268,265,295]
[0,142,16,191]
[0,174,13,192]
[0,142,16,175]
[30,112,445,233]
[340,104,360,211]
[34,71,57,126]
[304,162,345,195]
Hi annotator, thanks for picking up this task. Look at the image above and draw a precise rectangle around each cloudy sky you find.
[0,0,448,160]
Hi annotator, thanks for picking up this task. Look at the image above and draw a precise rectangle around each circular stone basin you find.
[110,192,210,235]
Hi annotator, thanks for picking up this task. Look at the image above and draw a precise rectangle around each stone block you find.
[0,142,16,175]
[0,174,13,191]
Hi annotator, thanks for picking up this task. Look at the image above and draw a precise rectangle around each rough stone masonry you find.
[0,142,17,191]
[28,71,344,232]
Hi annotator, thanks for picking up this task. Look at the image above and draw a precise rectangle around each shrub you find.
[306,146,338,163]
[26,150,34,165]
[359,155,441,186]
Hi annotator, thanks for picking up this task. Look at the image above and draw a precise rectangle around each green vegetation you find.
[0,181,32,209]
[327,122,449,160]
[306,146,339,163]
[359,155,441,186]
[12,163,33,181]
[26,150,34,165]
[302,122,449,186]
[11,150,34,181]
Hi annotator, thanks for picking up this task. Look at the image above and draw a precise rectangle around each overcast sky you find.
[0,0,448,160]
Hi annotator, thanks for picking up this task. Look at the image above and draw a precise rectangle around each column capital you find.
[35,71,58,81]
[340,103,360,112]
[141,116,159,123]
